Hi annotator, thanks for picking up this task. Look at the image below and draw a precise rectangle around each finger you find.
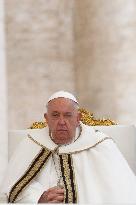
[55,188,64,194]
[46,187,64,202]
[48,188,64,195]
[56,195,64,201]
[49,200,61,203]
[49,196,64,203]
[48,186,63,191]
[47,193,64,202]
[46,193,57,201]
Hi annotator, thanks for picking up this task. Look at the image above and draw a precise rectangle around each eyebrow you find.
[64,112,72,114]
[51,111,72,114]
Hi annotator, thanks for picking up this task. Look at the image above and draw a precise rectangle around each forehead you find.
[47,98,75,112]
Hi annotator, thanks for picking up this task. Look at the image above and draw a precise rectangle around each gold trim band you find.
[59,154,77,203]
[8,148,52,203]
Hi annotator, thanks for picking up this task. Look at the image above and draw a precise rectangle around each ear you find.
[77,111,82,126]
[44,113,48,122]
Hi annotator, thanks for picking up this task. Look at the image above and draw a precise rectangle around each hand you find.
[38,186,64,203]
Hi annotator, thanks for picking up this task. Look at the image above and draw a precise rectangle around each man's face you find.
[44,98,81,145]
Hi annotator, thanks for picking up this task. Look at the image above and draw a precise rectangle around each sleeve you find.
[0,137,48,203]
[15,180,45,203]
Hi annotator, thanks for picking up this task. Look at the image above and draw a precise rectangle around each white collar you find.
[27,122,105,153]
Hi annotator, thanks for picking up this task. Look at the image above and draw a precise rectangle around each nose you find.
[58,115,66,125]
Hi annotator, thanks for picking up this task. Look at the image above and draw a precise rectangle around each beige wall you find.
[75,0,136,124]
[6,0,76,129]
[0,0,8,184]
[5,0,136,128]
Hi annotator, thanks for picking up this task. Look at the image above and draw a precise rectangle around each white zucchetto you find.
[47,90,78,104]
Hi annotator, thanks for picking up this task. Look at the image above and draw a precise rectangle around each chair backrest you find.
[94,125,136,175]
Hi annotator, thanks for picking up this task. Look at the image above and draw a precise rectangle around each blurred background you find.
[1,0,136,186]
[1,0,136,130]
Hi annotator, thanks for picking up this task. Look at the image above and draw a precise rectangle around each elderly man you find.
[1,91,136,203]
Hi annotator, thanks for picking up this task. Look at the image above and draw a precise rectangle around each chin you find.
[55,135,72,145]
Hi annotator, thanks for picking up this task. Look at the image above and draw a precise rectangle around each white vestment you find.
[1,122,136,203]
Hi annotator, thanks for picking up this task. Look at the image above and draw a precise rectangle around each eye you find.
[64,113,72,118]
[52,113,59,118]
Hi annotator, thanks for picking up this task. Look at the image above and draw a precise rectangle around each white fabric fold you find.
[1,122,136,203]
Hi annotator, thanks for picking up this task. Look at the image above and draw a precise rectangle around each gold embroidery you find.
[59,154,77,203]
[9,148,52,203]
[70,154,78,203]
[28,134,45,148]
[62,154,73,203]
[28,134,59,152]
[79,108,117,126]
